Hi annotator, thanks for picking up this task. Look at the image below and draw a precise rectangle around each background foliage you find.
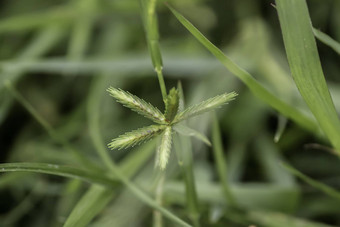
[1,0,340,226]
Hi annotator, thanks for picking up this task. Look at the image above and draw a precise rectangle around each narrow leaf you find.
[276,0,340,150]
[282,162,340,201]
[0,163,115,187]
[156,126,172,170]
[313,28,340,55]
[107,87,166,124]
[174,124,211,146]
[174,92,237,123]
[211,114,237,207]
[64,185,114,227]
[0,163,191,227]
[108,124,165,150]
[166,4,320,135]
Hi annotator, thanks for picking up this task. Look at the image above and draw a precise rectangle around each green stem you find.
[211,113,237,207]
[153,173,165,227]
[141,0,167,101]
[175,83,201,227]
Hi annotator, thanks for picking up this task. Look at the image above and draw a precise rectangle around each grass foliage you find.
[1,0,340,226]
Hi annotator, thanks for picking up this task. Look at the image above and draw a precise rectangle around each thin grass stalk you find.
[153,174,165,227]
[87,76,191,227]
[211,113,237,207]
[141,0,167,101]
[176,83,201,227]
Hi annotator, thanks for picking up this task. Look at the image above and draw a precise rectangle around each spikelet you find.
[164,87,179,122]
[108,125,166,150]
[156,126,172,170]
[107,87,166,124]
[173,92,238,123]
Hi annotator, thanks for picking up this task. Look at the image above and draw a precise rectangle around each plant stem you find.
[141,0,167,101]
[211,113,237,207]
[175,83,201,227]
[153,173,165,227]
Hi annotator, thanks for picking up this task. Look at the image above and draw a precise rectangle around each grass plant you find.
[1,0,340,226]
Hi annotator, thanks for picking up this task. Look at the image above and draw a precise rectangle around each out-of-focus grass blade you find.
[254,136,295,187]
[282,162,340,201]
[166,5,320,135]
[0,56,221,77]
[165,181,299,212]
[67,0,97,59]
[276,0,340,151]
[211,114,237,207]
[313,28,340,55]
[63,185,114,227]
[248,210,335,227]
[0,163,115,186]
[0,6,74,34]
[274,115,287,143]
[173,124,211,146]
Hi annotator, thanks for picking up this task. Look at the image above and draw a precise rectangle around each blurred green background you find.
[1,0,340,226]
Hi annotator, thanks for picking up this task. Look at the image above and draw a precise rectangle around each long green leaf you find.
[276,0,340,150]
[211,114,237,207]
[0,163,115,186]
[63,185,114,227]
[166,5,320,135]
[313,28,340,55]
[281,163,340,201]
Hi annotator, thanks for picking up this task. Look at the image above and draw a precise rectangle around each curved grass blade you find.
[276,0,340,151]
[0,163,115,186]
[211,114,237,207]
[107,87,166,124]
[0,162,191,227]
[281,162,340,201]
[313,28,340,55]
[174,124,211,146]
[108,124,165,150]
[174,92,237,123]
[64,185,115,227]
[166,4,320,135]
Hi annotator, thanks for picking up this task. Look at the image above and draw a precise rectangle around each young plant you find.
[107,86,237,170]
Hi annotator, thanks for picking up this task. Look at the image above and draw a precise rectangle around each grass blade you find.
[313,28,340,55]
[63,185,114,227]
[174,124,211,146]
[211,114,237,207]
[281,162,340,201]
[276,0,340,150]
[0,163,114,186]
[166,5,320,135]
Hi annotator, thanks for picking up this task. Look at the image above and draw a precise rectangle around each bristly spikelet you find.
[165,88,179,122]
[108,125,166,150]
[173,92,238,123]
[107,87,166,124]
[156,126,172,170]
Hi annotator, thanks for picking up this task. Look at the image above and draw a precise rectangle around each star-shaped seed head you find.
[107,86,237,170]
